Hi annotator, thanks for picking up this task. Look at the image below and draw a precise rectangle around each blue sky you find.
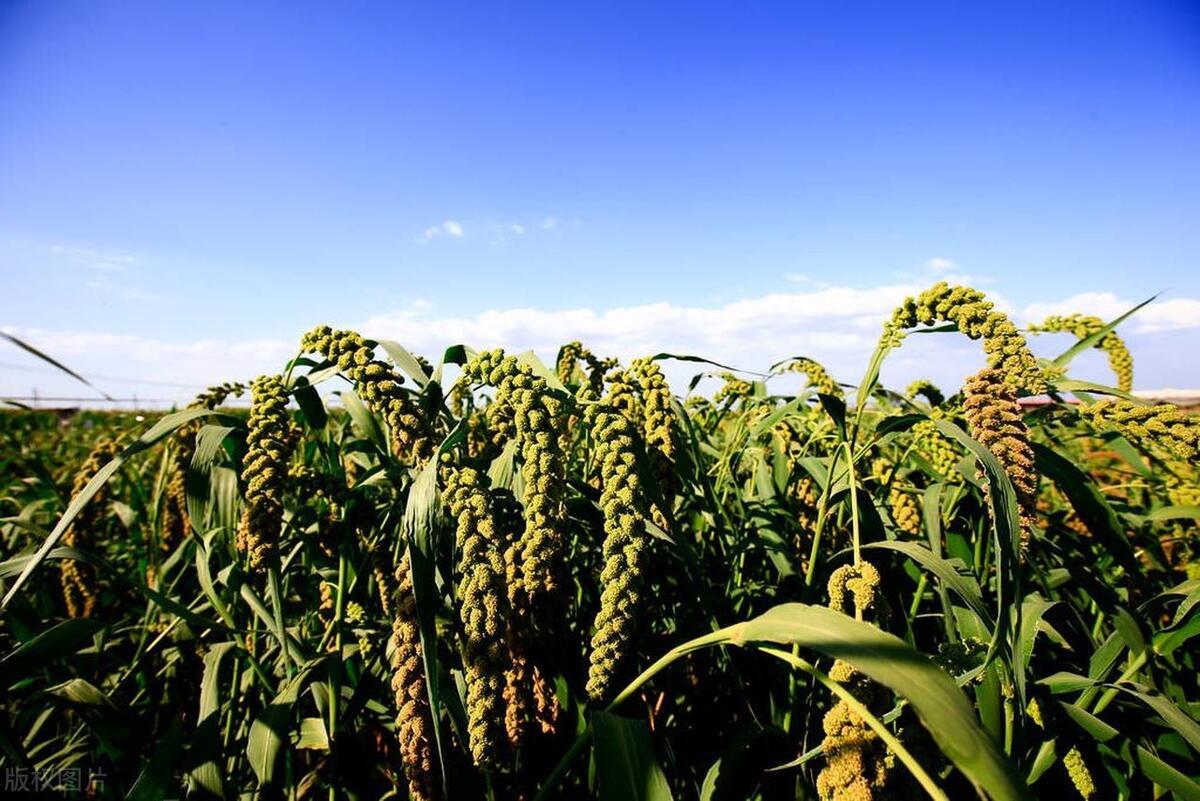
[1,1,1198,402]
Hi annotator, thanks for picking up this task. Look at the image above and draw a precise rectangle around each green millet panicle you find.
[962,368,1038,552]
[883,282,1045,393]
[236,375,296,574]
[905,379,945,408]
[1027,700,1096,799]
[585,399,651,703]
[60,438,122,618]
[300,326,433,463]
[460,349,567,604]
[1029,314,1133,392]
[556,341,615,394]
[1082,399,1199,462]
[390,553,437,801]
[912,419,961,480]
[630,357,677,528]
[784,357,843,399]
[443,465,509,767]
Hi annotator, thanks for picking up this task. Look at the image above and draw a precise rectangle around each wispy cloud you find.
[415,220,466,244]
[51,244,139,272]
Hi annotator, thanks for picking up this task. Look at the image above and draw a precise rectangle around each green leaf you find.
[187,641,235,798]
[726,604,1029,800]
[247,659,323,787]
[592,711,674,801]
[861,541,990,628]
[1050,295,1155,369]
[376,338,431,388]
[1,618,102,674]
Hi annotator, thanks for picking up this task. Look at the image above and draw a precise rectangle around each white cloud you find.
[5,284,1199,405]
[415,220,465,244]
[925,257,955,274]
[538,216,559,231]
[510,224,525,235]
[1023,292,1200,333]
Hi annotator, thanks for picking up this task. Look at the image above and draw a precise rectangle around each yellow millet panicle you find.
[1082,399,1199,462]
[962,368,1038,551]
[818,561,892,800]
[883,282,1045,393]
[390,553,436,801]
[460,349,567,603]
[905,379,945,408]
[890,488,921,536]
[162,381,247,553]
[784,357,843,399]
[299,326,433,463]
[60,438,123,618]
[1166,466,1200,508]
[1063,746,1097,800]
[1029,314,1133,392]
[442,465,509,767]
[318,581,335,626]
[827,561,882,619]
[236,375,296,574]
[556,341,584,385]
[585,400,651,703]
[714,372,752,404]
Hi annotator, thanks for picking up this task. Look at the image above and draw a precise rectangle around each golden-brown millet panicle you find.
[390,553,437,801]
[162,381,246,553]
[60,438,123,618]
[962,367,1038,552]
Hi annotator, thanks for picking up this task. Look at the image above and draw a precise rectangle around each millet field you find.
[1,281,1199,800]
